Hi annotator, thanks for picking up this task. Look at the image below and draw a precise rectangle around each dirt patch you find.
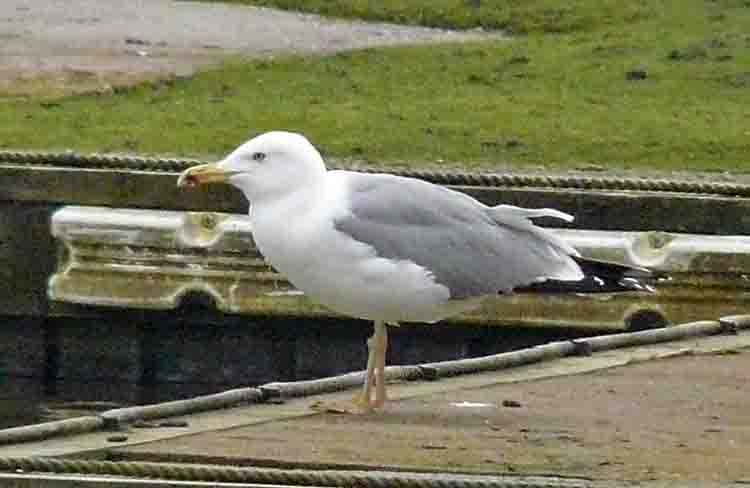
[0,0,490,97]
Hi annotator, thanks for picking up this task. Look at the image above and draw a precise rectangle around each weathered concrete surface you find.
[5,330,749,485]
[0,203,56,316]
[0,0,489,97]
[1,162,747,321]
[113,348,750,483]
[45,206,749,329]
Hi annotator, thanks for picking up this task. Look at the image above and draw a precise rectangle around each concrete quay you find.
[1,318,749,487]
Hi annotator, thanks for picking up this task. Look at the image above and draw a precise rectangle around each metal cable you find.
[0,456,593,487]
[2,149,749,197]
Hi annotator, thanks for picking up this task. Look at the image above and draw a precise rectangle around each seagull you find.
[178,131,649,413]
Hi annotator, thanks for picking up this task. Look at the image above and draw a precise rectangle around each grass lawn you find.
[1,0,749,172]
[198,0,655,34]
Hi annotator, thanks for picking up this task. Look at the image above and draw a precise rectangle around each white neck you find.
[248,177,324,227]
[247,177,329,283]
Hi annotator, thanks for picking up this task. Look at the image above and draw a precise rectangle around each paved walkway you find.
[0,0,488,95]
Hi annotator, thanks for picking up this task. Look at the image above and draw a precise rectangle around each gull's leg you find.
[373,321,389,409]
[351,321,380,413]
[313,321,384,414]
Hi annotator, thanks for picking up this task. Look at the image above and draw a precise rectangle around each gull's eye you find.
[251,152,266,162]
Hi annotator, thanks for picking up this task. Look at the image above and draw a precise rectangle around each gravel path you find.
[0,0,490,95]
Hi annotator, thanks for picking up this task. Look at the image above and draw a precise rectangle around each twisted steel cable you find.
[1,150,749,197]
[0,456,592,487]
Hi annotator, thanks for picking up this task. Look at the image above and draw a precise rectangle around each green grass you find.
[201,0,655,34]
[2,0,750,172]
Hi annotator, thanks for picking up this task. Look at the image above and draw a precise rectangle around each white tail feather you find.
[489,204,583,278]
[492,205,574,223]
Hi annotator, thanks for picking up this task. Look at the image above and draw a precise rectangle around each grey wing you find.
[333,172,577,299]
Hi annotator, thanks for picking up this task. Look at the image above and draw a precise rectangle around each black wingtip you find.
[515,257,655,295]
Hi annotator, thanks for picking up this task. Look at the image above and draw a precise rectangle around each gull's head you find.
[177,131,327,202]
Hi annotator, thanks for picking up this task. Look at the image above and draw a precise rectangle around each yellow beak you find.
[177,163,232,188]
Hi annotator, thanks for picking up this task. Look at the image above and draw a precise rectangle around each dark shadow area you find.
[0,311,609,429]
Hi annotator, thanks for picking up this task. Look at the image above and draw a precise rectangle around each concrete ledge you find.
[2,162,749,319]
[48,206,750,327]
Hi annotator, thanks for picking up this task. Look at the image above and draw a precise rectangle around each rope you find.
[262,365,423,398]
[361,168,750,198]
[0,456,593,487]
[420,341,576,378]
[419,318,750,378]
[0,150,196,173]
[101,387,264,426]
[0,417,104,446]
[2,149,749,197]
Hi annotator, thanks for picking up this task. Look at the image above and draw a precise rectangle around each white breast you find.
[250,176,459,323]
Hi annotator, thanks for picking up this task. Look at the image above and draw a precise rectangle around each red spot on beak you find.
[184,174,198,188]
